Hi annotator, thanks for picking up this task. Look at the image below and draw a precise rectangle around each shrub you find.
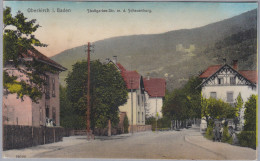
[123,115,129,133]
[205,125,214,140]
[237,95,257,149]
[221,126,233,144]
[237,131,256,149]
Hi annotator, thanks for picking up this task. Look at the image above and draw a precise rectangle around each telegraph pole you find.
[155,94,157,132]
[86,42,94,140]
[130,78,134,134]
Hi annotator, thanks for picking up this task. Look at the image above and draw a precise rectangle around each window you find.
[137,95,140,106]
[45,76,50,99]
[52,78,55,97]
[230,77,236,85]
[138,112,140,123]
[52,108,56,124]
[218,78,224,84]
[142,112,144,122]
[210,92,217,99]
[40,107,42,123]
[45,105,49,118]
[227,92,233,102]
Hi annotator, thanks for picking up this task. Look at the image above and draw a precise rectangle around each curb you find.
[184,135,228,159]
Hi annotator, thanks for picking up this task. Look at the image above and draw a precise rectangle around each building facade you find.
[143,77,166,118]
[3,48,66,127]
[106,57,146,126]
[199,60,257,128]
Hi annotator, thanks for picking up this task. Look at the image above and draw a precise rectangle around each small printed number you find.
[16,155,26,158]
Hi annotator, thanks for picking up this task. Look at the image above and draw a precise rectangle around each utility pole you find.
[155,93,158,132]
[130,78,134,135]
[86,42,94,140]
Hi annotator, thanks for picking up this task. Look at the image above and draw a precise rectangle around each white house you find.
[199,60,257,129]
[143,77,166,118]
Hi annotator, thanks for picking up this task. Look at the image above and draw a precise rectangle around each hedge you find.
[237,131,256,149]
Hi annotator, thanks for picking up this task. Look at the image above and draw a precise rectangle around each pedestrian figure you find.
[214,123,221,142]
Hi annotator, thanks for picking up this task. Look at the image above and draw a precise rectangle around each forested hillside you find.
[51,9,257,91]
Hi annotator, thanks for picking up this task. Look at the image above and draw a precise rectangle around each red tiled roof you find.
[239,70,257,84]
[143,78,166,97]
[21,47,66,71]
[200,64,257,84]
[121,71,140,89]
[116,63,126,72]
[199,65,222,78]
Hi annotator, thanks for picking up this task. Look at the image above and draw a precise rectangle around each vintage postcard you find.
[1,0,259,160]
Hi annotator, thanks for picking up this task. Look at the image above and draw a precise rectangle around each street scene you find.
[3,127,256,160]
[2,1,258,160]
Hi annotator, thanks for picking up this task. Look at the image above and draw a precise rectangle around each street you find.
[2,127,256,160]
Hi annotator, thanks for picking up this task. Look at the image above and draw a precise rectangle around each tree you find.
[162,76,202,122]
[201,98,236,127]
[65,60,128,130]
[237,94,257,149]
[243,95,257,131]
[60,85,78,128]
[3,7,50,102]
[235,93,243,117]
[162,89,190,121]
[234,93,243,129]
[123,115,129,133]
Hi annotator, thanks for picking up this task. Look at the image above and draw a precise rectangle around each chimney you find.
[146,73,150,80]
[232,60,238,70]
[223,58,227,64]
[112,56,117,64]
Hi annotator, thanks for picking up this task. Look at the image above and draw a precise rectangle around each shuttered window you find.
[227,92,233,102]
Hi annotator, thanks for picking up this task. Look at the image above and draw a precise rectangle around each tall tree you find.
[65,60,128,129]
[243,95,257,131]
[162,76,202,121]
[3,7,50,102]
[235,93,244,117]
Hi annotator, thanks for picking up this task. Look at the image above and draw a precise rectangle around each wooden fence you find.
[3,125,64,151]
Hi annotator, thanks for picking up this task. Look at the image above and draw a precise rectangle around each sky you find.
[3,1,258,57]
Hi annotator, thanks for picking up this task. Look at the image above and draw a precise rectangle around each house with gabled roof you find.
[3,47,67,127]
[199,60,257,129]
[105,56,146,131]
[143,77,166,118]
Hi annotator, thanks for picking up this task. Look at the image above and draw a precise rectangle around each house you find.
[3,48,67,127]
[105,56,146,131]
[143,77,166,118]
[199,60,257,129]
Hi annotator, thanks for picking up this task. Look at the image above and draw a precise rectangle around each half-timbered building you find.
[199,60,257,129]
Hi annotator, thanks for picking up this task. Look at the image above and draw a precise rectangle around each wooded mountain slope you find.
[51,9,257,90]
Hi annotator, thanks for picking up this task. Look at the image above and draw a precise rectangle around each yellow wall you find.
[119,89,146,125]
